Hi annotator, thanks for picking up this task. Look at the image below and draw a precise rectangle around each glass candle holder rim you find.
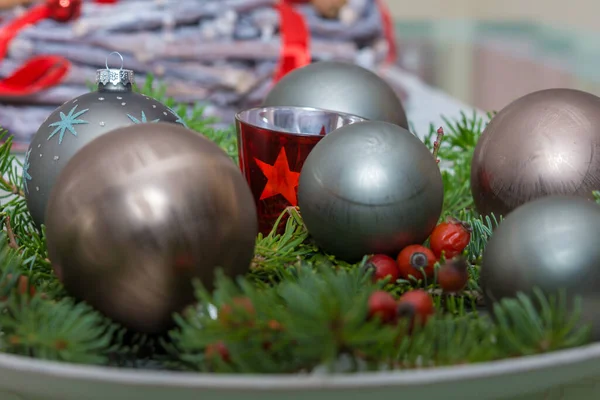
[235,106,367,138]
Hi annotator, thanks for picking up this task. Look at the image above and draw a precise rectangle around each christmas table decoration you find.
[481,195,600,340]
[263,61,409,128]
[235,105,364,234]
[45,122,257,334]
[0,76,599,399]
[23,52,186,227]
[298,120,443,261]
[471,88,600,217]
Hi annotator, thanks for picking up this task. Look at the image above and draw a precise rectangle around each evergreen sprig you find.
[0,77,592,373]
[422,111,488,217]
[166,268,590,373]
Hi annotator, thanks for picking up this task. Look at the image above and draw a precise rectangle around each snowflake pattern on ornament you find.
[22,149,32,194]
[47,105,90,145]
[127,111,160,124]
[167,107,187,127]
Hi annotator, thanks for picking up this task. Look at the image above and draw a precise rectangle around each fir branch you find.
[168,266,590,373]
[422,111,489,217]
[0,234,120,364]
[0,173,23,198]
[0,133,24,198]
[492,289,590,354]
[249,207,315,284]
[4,215,17,250]
[0,295,119,365]
[0,132,60,297]
[168,266,399,373]
[458,209,503,263]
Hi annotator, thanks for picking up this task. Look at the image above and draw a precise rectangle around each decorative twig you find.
[4,215,18,250]
[432,127,445,164]
[0,0,38,10]
[0,175,24,197]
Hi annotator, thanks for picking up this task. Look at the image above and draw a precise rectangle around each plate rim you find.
[0,342,599,390]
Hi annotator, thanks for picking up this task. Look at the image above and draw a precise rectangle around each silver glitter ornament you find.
[298,121,444,262]
[481,195,600,340]
[263,61,408,129]
[24,52,186,227]
[45,123,258,334]
[471,88,600,217]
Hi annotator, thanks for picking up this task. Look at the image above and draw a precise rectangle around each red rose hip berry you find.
[429,217,472,259]
[363,254,400,283]
[219,296,256,327]
[397,289,435,327]
[437,257,469,293]
[205,341,230,363]
[396,245,436,280]
[368,291,397,323]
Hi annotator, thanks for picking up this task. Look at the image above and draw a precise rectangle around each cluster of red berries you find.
[204,219,473,363]
[368,289,435,328]
[363,217,472,293]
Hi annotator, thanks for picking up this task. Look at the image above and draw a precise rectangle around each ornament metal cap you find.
[96,52,134,93]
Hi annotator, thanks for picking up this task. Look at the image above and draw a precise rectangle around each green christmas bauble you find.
[297,121,443,262]
[23,67,186,227]
[263,61,408,129]
[481,195,600,340]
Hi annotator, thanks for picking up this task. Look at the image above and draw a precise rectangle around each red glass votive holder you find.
[235,106,365,235]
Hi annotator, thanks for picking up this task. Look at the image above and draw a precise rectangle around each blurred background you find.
[388,0,600,111]
[1,0,599,147]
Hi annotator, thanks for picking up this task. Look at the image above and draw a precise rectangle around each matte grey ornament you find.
[298,121,444,262]
[45,123,258,334]
[471,88,600,218]
[481,195,600,340]
[263,61,408,129]
[24,52,186,228]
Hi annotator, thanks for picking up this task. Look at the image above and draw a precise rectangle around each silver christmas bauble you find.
[24,65,186,227]
[481,195,600,340]
[471,88,600,218]
[298,121,444,262]
[263,61,408,129]
[45,123,258,334]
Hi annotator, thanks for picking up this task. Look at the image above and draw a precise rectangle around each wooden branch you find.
[4,215,18,250]
[0,0,39,10]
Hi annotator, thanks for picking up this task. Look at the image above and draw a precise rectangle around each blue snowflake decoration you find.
[47,105,90,145]
[22,149,32,194]
[167,107,187,127]
[127,111,160,124]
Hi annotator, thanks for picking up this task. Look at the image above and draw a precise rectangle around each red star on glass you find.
[254,147,301,206]
[236,106,364,235]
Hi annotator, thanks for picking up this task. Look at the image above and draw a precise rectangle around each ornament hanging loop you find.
[96,51,134,94]
[105,51,124,71]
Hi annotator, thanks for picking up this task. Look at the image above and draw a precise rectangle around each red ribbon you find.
[273,1,311,83]
[375,0,398,64]
[0,0,85,99]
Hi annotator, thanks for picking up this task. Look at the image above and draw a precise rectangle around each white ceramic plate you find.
[0,343,599,400]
